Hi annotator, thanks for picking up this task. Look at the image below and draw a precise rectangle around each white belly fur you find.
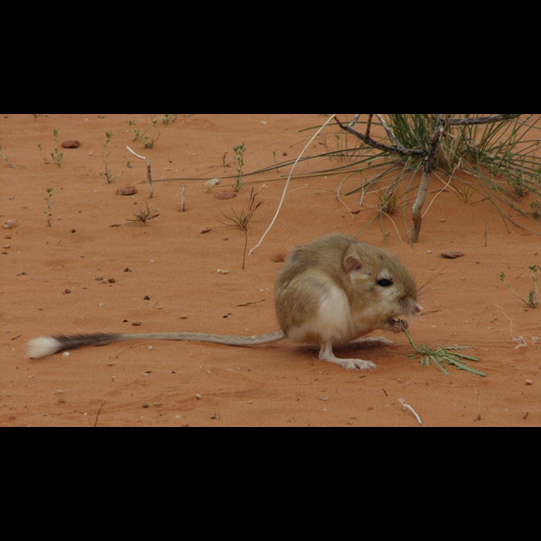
[287,284,358,345]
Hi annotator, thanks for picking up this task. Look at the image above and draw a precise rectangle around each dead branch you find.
[335,116,426,157]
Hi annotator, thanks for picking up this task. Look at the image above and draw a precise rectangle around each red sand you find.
[1,114,540,427]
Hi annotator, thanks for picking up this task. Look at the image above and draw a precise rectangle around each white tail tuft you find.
[28,337,62,359]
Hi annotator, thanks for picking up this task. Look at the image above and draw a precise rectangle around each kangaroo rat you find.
[28,234,422,370]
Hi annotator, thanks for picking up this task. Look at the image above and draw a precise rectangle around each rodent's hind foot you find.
[340,359,377,371]
[319,341,377,371]
[347,336,394,349]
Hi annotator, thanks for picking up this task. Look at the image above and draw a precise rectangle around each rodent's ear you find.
[344,255,370,274]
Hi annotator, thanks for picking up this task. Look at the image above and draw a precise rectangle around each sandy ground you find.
[1,113,540,427]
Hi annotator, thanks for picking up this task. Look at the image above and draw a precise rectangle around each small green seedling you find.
[499,266,540,309]
[44,187,54,227]
[233,143,246,192]
[220,189,262,231]
[101,132,127,183]
[0,144,14,168]
[126,202,160,226]
[129,114,178,149]
[38,129,64,167]
[220,187,263,269]
[403,327,486,378]
[51,129,64,167]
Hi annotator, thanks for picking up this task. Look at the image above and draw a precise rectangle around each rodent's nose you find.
[414,304,423,315]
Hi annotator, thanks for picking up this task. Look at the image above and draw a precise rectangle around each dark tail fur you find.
[28,331,285,359]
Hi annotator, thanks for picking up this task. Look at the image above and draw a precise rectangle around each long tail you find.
[28,331,286,359]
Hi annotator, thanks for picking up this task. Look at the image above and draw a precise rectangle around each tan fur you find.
[275,234,422,370]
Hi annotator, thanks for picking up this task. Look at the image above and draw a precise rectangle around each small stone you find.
[525,380,534,386]
[442,251,465,259]
[117,185,138,196]
[62,140,81,149]
[204,178,221,189]
[270,253,287,263]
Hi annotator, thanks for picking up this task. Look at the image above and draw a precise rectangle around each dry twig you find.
[127,146,154,198]
[249,114,337,257]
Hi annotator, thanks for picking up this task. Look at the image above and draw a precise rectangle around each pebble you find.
[442,251,465,259]
[204,178,221,189]
[62,140,81,149]
[270,253,287,263]
[117,185,138,196]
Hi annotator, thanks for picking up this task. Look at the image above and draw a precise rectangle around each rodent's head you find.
[344,243,423,324]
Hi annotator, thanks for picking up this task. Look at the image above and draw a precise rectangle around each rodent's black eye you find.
[377,279,394,288]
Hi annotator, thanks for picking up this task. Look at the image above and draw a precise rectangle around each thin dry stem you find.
[127,146,154,198]
[249,114,337,257]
